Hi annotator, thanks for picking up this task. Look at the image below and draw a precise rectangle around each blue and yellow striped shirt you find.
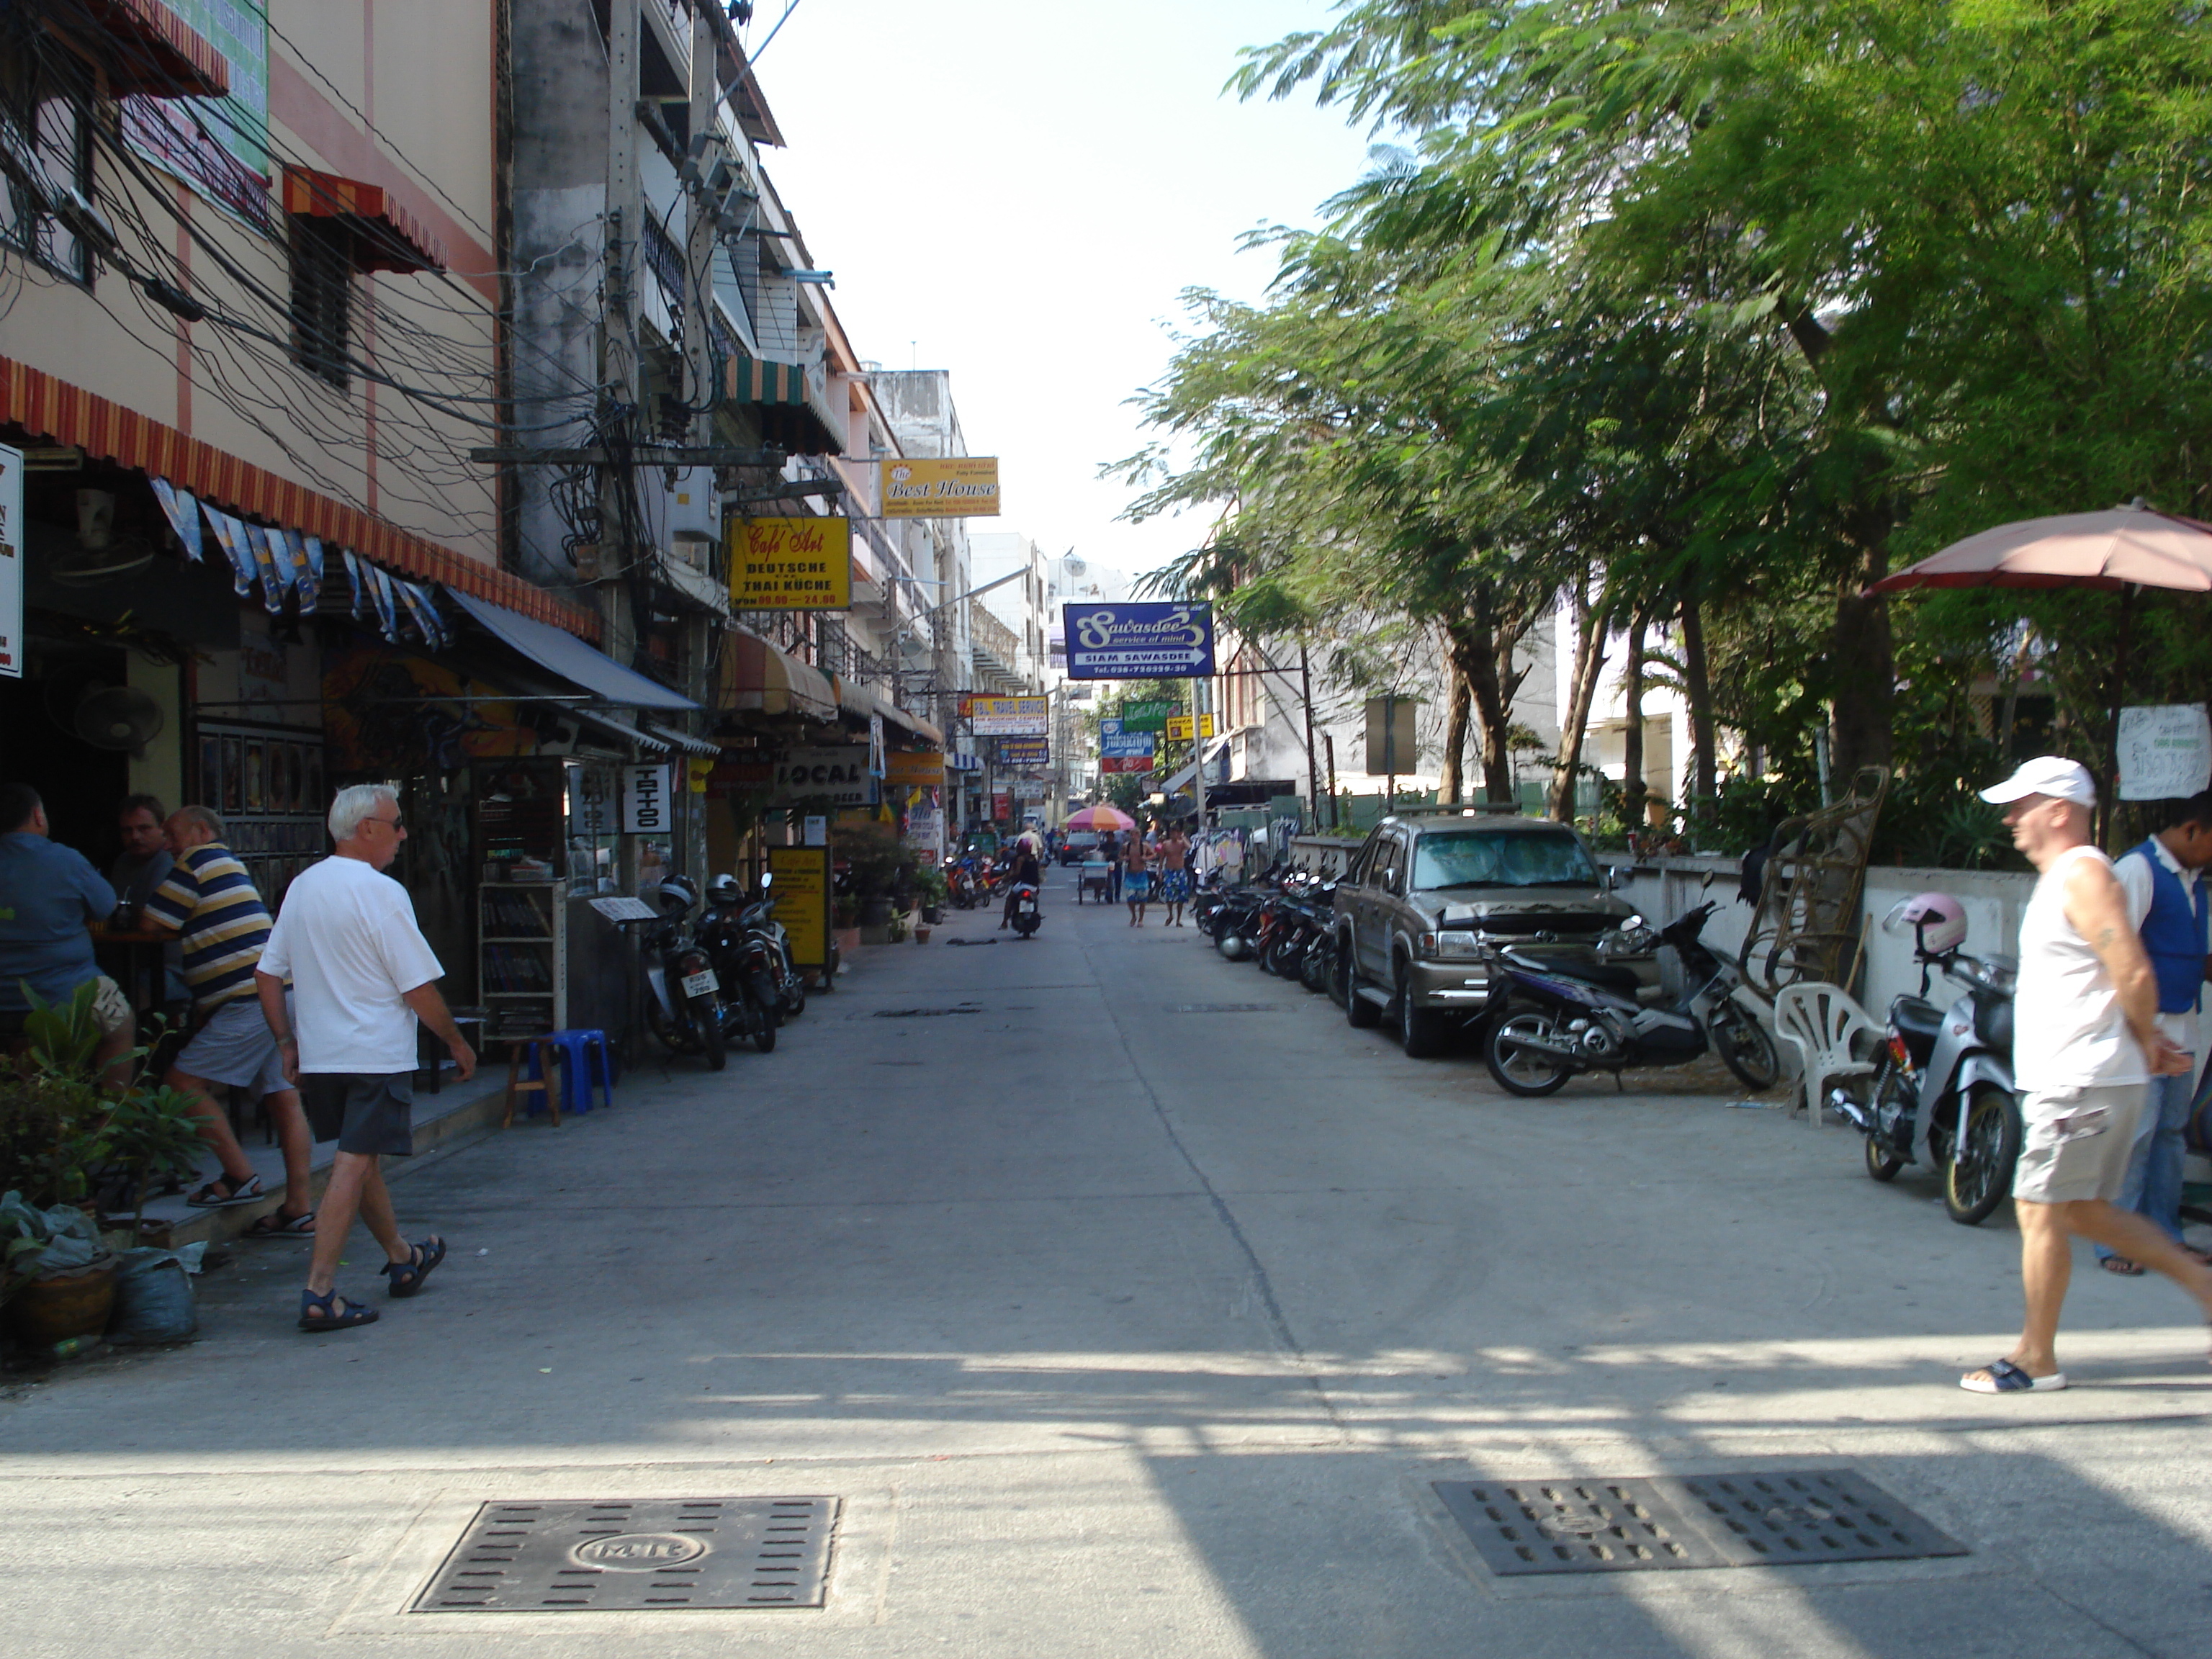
[145,842,274,1012]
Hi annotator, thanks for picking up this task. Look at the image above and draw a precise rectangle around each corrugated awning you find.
[85,0,229,98]
[282,164,446,274]
[724,631,836,720]
[450,591,699,711]
[0,354,598,639]
[574,710,670,754]
[1161,737,1232,796]
[644,722,720,757]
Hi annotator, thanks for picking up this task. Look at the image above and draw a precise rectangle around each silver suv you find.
[1334,808,1652,1056]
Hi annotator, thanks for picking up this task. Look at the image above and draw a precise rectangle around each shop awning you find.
[833,675,944,746]
[450,591,699,711]
[84,0,230,98]
[644,722,720,757]
[574,711,671,754]
[724,631,837,720]
[282,165,446,274]
[1161,737,1232,796]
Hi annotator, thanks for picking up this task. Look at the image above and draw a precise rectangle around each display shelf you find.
[478,880,566,1039]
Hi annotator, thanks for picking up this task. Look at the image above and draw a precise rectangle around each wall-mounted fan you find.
[73,685,166,756]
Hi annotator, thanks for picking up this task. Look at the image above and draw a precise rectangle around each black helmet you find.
[706,873,742,907]
[651,874,698,917]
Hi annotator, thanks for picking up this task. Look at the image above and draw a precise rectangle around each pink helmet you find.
[1882,891,1968,953]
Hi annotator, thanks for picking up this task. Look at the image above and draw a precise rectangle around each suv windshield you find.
[1412,829,1599,891]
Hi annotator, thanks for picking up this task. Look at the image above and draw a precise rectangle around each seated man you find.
[0,783,132,1082]
[144,805,315,1233]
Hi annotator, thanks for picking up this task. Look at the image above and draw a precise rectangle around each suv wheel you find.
[1395,957,1449,1058]
[1341,935,1380,1028]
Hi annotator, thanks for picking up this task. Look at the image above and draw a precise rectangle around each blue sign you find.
[1063,601,1215,680]
[1100,731,1155,758]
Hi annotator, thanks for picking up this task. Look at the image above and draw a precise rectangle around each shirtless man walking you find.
[1961,757,2212,1393]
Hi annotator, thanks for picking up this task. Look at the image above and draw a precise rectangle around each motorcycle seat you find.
[1890,994,1943,1064]
[1500,945,1643,997]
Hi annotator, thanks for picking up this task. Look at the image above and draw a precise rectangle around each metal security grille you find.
[1434,1471,1964,1577]
[411,1498,838,1611]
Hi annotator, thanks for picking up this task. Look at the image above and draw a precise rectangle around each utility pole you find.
[1298,639,1321,832]
[600,0,642,678]
[1323,733,1339,828]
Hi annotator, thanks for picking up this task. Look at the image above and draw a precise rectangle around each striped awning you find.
[282,165,446,274]
[0,354,598,640]
[724,352,810,407]
[86,0,229,99]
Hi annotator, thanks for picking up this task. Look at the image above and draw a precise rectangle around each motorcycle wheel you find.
[646,995,701,1056]
[1485,1011,1573,1097]
[751,1000,778,1053]
[691,994,727,1071]
[1339,946,1380,1028]
[1711,1002,1782,1091]
[1265,935,1303,978]
[1943,1083,2022,1225]
[1863,1134,1904,1182]
[781,968,806,1020]
[1300,941,1330,994]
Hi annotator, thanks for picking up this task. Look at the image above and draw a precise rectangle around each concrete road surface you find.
[6,867,2211,1658]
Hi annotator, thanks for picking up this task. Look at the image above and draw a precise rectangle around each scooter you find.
[1008,879,1043,938]
[1483,900,1781,1097]
[1837,894,2021,1226]
[634,876,729,1071]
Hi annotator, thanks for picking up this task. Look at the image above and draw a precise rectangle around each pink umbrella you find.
[1065,804,1136,831]
[1870,505,2212,594]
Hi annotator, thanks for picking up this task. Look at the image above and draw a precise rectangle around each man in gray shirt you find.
[109,793,185,1008]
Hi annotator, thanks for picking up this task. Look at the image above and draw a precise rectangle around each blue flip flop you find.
[382,1236,446,1298]
[1960,1358,2067,1393]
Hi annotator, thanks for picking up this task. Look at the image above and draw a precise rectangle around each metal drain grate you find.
[1434,1471,1964,1577]
[411,1497,838,1611]
[1166,1003,1286,1013]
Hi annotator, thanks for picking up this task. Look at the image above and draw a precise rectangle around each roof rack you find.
[1387,801,1525,818]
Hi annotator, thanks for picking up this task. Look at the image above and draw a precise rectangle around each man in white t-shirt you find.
[1961,757,2212,1394]
[256,784,475,1334]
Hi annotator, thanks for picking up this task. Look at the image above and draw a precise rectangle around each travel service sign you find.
[1063,602,1215,680]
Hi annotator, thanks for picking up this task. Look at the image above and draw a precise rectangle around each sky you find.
[740,0,1380,585]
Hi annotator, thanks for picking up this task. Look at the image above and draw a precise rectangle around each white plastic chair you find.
[1771,981,1882,1128]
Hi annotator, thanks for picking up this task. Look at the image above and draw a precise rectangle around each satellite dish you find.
[74,686,166,755]
[1064,557,1086,577]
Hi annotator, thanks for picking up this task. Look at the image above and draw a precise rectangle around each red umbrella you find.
[1870,505,2212,594]
[1065,804,1136,831]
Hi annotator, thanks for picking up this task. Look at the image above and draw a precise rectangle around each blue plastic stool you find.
[543,1028,616,1115]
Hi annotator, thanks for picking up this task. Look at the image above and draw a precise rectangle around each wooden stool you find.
[502,1037,562,1128]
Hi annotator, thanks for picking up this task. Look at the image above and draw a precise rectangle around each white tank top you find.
[2013,845,2146,1091]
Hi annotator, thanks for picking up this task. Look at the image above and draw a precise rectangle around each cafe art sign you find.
[729,516,853,609]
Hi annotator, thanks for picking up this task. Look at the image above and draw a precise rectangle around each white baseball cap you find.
[1979,755,2097,808]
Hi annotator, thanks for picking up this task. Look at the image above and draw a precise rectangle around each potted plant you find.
[914,865,948,925]
[1,1191,113,1349]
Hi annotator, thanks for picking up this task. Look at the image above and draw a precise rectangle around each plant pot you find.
[913,927,932,944]
[859,895,894,927]
[4,1259,117,1349]
[921,904,943,925]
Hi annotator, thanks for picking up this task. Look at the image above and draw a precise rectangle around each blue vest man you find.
[2104,793,2212,1272]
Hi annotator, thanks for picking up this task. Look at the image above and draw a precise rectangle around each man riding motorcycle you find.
[1000,842,1043,931]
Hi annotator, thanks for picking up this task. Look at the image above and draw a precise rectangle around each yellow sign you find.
[881,457,1000,519]
[1166,714,1216,740]
[731,516,853,609]
[685,757,714,794]
[884,749,945,786]
[768,845,831,969]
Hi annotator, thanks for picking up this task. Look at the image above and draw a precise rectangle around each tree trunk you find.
[1437,666,1471,803]
[1678,592,1717,806]
[1830,541,1896,781]
[1621,611,1648,830]
[1548,575,1611,822]
[1442,585,1534,805]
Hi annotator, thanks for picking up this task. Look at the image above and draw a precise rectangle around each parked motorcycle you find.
[1835,891,2021,1226]
[637,875,729,1071]
[1008,879,1043,938]
[948,858,981,911]
[706,871,805,1025]
[1483,900,1782,1097]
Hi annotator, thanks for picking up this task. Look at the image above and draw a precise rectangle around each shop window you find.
[0,32,94,284]
[289,216,353,389]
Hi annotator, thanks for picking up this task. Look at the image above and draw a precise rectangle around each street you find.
[6,867,2211,1659]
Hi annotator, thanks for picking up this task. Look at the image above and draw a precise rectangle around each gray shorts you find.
[302,1072,415,1156]
[174,997,291,1097]
[2013,1083,2146,1204]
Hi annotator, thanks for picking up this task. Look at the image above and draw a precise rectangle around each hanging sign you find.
[0,444,21,680]
[768,745,877,808]
[768,845,831,969]
[1114,701,1177,732]
[997,737,1050,768]
[1164,714,1215,741]
[881,457,1000,519]
[884,749,945,786]
[619,764,673,832]
[1100,754,1154,774]
[968,695,1049,736]
[1064,602,1215,679]
[1100,731,1154,758]
[730,516,853,609]
[2118,705,2212,801]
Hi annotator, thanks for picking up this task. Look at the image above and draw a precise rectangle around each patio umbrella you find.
[1065,804,1136,831]
[1869,505,2212,594]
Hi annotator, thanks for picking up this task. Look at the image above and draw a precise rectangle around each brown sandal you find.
[2098,1255,2146,1277]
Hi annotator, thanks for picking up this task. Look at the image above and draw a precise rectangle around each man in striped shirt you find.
[145,806,314,1234]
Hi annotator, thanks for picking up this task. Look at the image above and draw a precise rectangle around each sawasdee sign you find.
[1063,603,1215,679]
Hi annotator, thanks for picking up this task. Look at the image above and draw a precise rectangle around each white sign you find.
[768,745,876,808]
[904,801,942,863]
[587,895,659,922]
[804,814,827,846]
[0,443,20,680]
[620,763,673,832]
[2118,705,2212,801]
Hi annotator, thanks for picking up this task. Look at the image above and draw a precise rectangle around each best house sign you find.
[1063,603,1215,680]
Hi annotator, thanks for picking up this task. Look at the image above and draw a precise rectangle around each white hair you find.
[328,783,399,842]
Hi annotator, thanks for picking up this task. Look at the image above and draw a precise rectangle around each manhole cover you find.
[412,1498,839,1611]
[1165,1003,1286,1013]
[1434,1472,1964,1576]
